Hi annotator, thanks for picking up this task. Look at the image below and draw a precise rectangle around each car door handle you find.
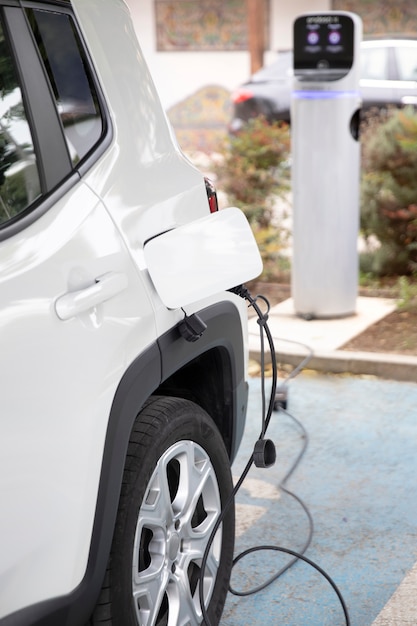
[55,272,128,321]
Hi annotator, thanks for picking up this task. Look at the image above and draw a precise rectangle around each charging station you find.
[291,12,363,318]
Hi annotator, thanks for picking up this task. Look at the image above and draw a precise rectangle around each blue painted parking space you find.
[222,373,417,625]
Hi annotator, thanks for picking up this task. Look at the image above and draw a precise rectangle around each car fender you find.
[1,300,248,626]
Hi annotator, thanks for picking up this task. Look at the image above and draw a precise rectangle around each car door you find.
[0,6,156,618]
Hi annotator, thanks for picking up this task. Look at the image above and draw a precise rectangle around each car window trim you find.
[11,0,112,176]
[0,1,113,240]
[2,4,73,192]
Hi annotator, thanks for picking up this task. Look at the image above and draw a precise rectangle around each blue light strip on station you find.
[292,90,360,99]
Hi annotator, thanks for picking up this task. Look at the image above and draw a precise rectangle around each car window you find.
[395,46,417,81]
[26,8,104,166]
[252,53,293,82]
[0,18,41,226]
[360,47,388,80]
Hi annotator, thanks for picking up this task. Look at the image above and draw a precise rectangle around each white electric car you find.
[0,1,262,625]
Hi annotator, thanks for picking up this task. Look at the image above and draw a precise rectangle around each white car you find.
[0,1,262,625]
[230,38,417,130]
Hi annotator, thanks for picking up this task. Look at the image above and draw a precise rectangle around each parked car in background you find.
[0,1,262,625]
[229,38,417,132]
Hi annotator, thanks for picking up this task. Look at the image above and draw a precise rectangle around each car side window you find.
[396,47,417,82]
[0,19,41,226]
[26,8,104,166]
[361,47,388,80]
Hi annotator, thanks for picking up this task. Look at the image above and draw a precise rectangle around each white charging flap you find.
[143,207,263,309]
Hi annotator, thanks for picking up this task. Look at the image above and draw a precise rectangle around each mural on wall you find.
[333,0,417,34]
[167,85,231,152]
[155,0,248,51]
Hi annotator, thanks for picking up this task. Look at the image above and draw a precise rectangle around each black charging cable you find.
[229,404,314,598]
[199,285,350,626]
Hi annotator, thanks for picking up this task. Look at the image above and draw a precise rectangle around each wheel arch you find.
[156,301,248,460]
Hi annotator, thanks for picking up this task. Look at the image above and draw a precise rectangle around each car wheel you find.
[91,396,235,626]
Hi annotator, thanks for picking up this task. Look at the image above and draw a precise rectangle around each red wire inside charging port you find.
[205,177,219,213]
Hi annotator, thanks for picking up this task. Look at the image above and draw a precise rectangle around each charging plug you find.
[253,439,276,468]
[274,384,288,411]
[178,314,207,342]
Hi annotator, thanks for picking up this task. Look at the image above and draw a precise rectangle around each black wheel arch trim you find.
[157,300,248,461]
[1,299,248,626]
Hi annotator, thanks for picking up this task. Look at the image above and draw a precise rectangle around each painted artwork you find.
[332,0,417,34]
[155,0,248,51]
[167,85,231,152]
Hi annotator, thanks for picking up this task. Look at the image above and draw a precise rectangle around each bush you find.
[360,107,417,275]
[213,116,291,280]
[214,116,290,227]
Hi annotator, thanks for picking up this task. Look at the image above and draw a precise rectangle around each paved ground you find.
[221,374,417,626]
[249,296,397,353]
[248,296,417,382]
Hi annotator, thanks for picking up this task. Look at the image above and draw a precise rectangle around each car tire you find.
[91,395,235,626]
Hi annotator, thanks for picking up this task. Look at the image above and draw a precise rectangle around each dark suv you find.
[0,1,262,625]
[229,38,417,131]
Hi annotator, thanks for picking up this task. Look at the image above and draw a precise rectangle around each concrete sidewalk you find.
[248,296,417,382]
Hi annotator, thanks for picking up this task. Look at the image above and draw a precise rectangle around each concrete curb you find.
[250,347,417,382]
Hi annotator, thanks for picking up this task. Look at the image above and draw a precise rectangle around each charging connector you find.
[178,313,207,342]
[274,384,288,411]
[253,438,276,468]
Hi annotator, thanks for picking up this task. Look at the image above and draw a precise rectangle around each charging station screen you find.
[294,14,354,78]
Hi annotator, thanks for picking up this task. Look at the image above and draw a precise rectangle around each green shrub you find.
[214,116,290,228]
[360,107,417,275]
[213,116,290,280]
[252,225,291,280]
[397,274,417,311]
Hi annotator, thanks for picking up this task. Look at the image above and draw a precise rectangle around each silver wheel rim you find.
[132,440,223,626]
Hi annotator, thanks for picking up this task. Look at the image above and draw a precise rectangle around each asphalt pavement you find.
[220,297,417,625]
[221,374,417,626]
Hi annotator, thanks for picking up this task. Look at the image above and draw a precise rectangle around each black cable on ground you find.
[230,545,351,626]
[228,404,314,598]
[199,286,350,626]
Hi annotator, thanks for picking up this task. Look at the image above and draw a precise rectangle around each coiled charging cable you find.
[199,285,350,626]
